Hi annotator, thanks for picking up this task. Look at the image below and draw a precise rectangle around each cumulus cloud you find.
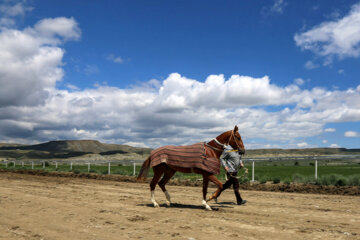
[1,70,360,148]
[0,16,80,107]
[0,8,359,149]
[344,131,358,137]
[0,1,33,28]
[295,2,360,64]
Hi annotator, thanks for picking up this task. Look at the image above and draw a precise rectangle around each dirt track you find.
[0,172,359,240]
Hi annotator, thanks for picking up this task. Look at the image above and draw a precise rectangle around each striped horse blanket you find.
[149,142,220,175]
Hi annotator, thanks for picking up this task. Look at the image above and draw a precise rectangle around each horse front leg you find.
[202,175,212,210]
[206,175,223,202]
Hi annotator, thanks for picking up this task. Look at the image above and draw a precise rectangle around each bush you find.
[259,176,269,184]
[273,177,281,184]
[283,179,291,185]
[294,161,299,166]
[292,173,304,183]
[348,175,360,186]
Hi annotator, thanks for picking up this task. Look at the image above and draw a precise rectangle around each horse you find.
[137,125,245,210]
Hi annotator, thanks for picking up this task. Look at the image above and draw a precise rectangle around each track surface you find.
[0,172,359,240]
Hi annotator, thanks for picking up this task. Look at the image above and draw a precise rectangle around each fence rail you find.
[242,154,360,181]
[1,154,359,180]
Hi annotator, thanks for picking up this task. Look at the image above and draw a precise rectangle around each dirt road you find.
[0,172,359,240]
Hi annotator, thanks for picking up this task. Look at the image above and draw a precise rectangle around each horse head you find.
[228,125,245,155]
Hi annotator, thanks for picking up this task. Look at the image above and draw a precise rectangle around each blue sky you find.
[0,0,359,149]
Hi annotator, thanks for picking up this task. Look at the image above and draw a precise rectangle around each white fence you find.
[1,155,359,180]
[243,154,360,182]
[0,160,143,176]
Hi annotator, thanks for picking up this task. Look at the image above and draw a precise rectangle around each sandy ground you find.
[0,172,359,240]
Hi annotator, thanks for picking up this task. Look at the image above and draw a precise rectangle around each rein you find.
[226,168,249,180]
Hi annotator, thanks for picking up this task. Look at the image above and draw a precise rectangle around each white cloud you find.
[262,0,287,16]
[338,69,345,74]
[0,12,360,149]
[330,143,340,148]
[304,60,319,69]
[107,54,124,64]
[270,0,287,14]
[84,64,99,75]
[297,142,309,148]
[344,131,358,137]
[324,128,336,132]
[295,2,360,63]
[322,140,328,144]
[294,78,305,86]
[0,16,80,107]
[0,1,33,28]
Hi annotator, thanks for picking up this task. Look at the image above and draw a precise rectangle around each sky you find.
[0,0,359,149]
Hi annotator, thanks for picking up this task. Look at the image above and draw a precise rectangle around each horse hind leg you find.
[150,165,164,208]
[158,167,176,206]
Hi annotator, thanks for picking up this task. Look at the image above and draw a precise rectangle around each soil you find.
[0,171,359,240]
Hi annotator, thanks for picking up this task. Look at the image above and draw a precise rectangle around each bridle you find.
[206,130,242,153]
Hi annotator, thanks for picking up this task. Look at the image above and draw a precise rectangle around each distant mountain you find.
[0,140,359,161]
[0,140,151,160]
[245,148,360,157]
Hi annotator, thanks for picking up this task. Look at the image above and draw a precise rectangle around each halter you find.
[207,130,241,153]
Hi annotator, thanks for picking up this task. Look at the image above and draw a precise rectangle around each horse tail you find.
[137,156,151,182]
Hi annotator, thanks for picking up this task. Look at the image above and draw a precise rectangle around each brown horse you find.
[137,126,245,210]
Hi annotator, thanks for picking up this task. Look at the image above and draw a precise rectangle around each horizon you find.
[0,0,359,149]
[1,139,359,151]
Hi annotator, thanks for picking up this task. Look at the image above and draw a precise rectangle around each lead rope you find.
[225,168,249,180]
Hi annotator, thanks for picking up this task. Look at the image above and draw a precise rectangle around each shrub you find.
[292,173,304,183]
[273,177,281,184]
[348,175,360,186]
[294,161,299,166]
[259,176,269,184]
[283,179,291,185]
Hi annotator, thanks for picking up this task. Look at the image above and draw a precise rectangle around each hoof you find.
[153,201,159,208]
[202,200,212,211]
[166,201,171,207]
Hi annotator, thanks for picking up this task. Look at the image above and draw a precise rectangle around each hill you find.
[0,140,359,161]
[0,140,151,161]
[245,148,360,158]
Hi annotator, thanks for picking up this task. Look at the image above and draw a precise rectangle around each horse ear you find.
[234,125,238,132]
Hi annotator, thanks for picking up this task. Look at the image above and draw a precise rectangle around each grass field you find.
[1,161,359,186]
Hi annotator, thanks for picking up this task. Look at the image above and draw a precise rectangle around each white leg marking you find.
[151,191,159,208]
[164,190,171,206]
[202,200,212,211]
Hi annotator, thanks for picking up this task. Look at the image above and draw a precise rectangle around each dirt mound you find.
[2,169,359,196]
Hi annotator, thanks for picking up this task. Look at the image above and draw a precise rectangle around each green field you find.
[1,161,359,186]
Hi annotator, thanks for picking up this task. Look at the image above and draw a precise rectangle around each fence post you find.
[133,162,136,176]
[315,157,318,180]
[108,162,111,175]
[31,162,34,169]
[88,163,90,173]
[43,161,45,169]
[55,162,58,169]
[5,162,8,168]
[22,161,24,167]
[251,160,255,182]
[70,162,72,170]
[13,161,16,168]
